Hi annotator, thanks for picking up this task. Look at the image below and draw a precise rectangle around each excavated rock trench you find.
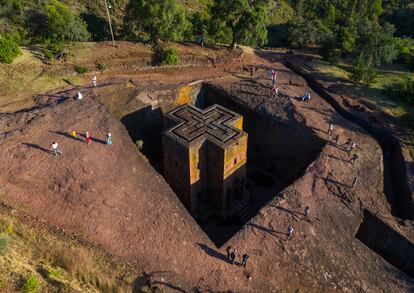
[285,60,414,280]
[121,83,325,246]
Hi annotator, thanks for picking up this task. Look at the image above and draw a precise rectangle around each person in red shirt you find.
[85,131,92,144]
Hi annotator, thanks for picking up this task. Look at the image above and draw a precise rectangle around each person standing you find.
[304,206,310,219]
[106,132,112,145]
[271,87,279,97]
[328,123,334,136]
[287,226,294,238]
[51,142,62,156]
[344,138,352,150]
[241,254,249,268]
[77,91,83,100]
[71,130,77,139]
[349,142,357,152]
[351,177,358,189]
[332,134,339,145]
[85,131,92,144]
[230,248,237,265]
[226,246,232,261]
[350,154,358,164]
[92,75,97,87]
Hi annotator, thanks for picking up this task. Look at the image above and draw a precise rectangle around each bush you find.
[161,48,179,65]
[0,233,11,255]
[320,38,341,65]
[96,62,106,72]
[135,140,144,150]
[0,36,21,64]
[23,275,41,293]
[43,49,54,61]
[350,53,377,85]
[75,65,88,74]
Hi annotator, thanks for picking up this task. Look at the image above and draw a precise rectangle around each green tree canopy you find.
[43,0,90,41]
[210,0,270,48]
[125,0,189,43]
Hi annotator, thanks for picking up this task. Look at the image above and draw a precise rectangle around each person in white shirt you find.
[51,142,62,156]
[92,75,97,87]
[77,91,83,100]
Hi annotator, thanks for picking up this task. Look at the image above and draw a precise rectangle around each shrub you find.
[48,268,63,279]
[43,49,54,61]
[135,140,144,150]
[23,275,41,293]
[161,48,179,65]
[75,65,88,74]
[0,233,11,255]
[96,62,106,72]
[0,36,21,64]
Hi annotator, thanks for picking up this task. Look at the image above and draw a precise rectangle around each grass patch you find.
[23,275,41,293]
[0,211,137,292]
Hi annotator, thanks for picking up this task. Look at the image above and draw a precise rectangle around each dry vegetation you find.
[0,202,151,293]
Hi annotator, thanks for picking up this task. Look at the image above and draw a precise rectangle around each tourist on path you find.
[304,206,310,219]
[287,226,294,238]
[92,75,97,87]
[344,138,352,149]
[241,254,249,268]
[106,132,112,145]
[351,177,358,189]
[85,132,92,144]
[272,87,279,97]
[77,91,83,100]
[226,246,232,261]
[328,123,334,136]
[349,142,357,152]
[332,134,339,145]
[230,248,237,265]
[301,92,310,102]
[271,70,277,85]
[71,130,77,139]
[350,154,358,164]
[51,142,62,156]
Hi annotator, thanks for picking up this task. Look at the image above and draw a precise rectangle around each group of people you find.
[226,246,250,268]
[51,132,112,156]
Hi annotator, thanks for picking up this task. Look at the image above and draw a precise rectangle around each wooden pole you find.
[104,0,116,47]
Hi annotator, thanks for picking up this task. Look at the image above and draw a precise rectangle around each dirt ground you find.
[0,43,413,292]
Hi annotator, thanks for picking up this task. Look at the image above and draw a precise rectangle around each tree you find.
[125,0,189,43]
[43,0,90,41]
[210,0,270,49]
[288,18,332,48]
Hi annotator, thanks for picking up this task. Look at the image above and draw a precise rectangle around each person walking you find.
[304,206,310,219]
[332,134,339,145]
[51,142,62,156]
[85,131,92,144]
[301,92,308,102]
[106,132,112,145]
[287,226,294,238]
[92,75,97,87]
[350,154,358,164]
[241,254,249,268]
[328,123,334,136]
[71,130,77,139]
